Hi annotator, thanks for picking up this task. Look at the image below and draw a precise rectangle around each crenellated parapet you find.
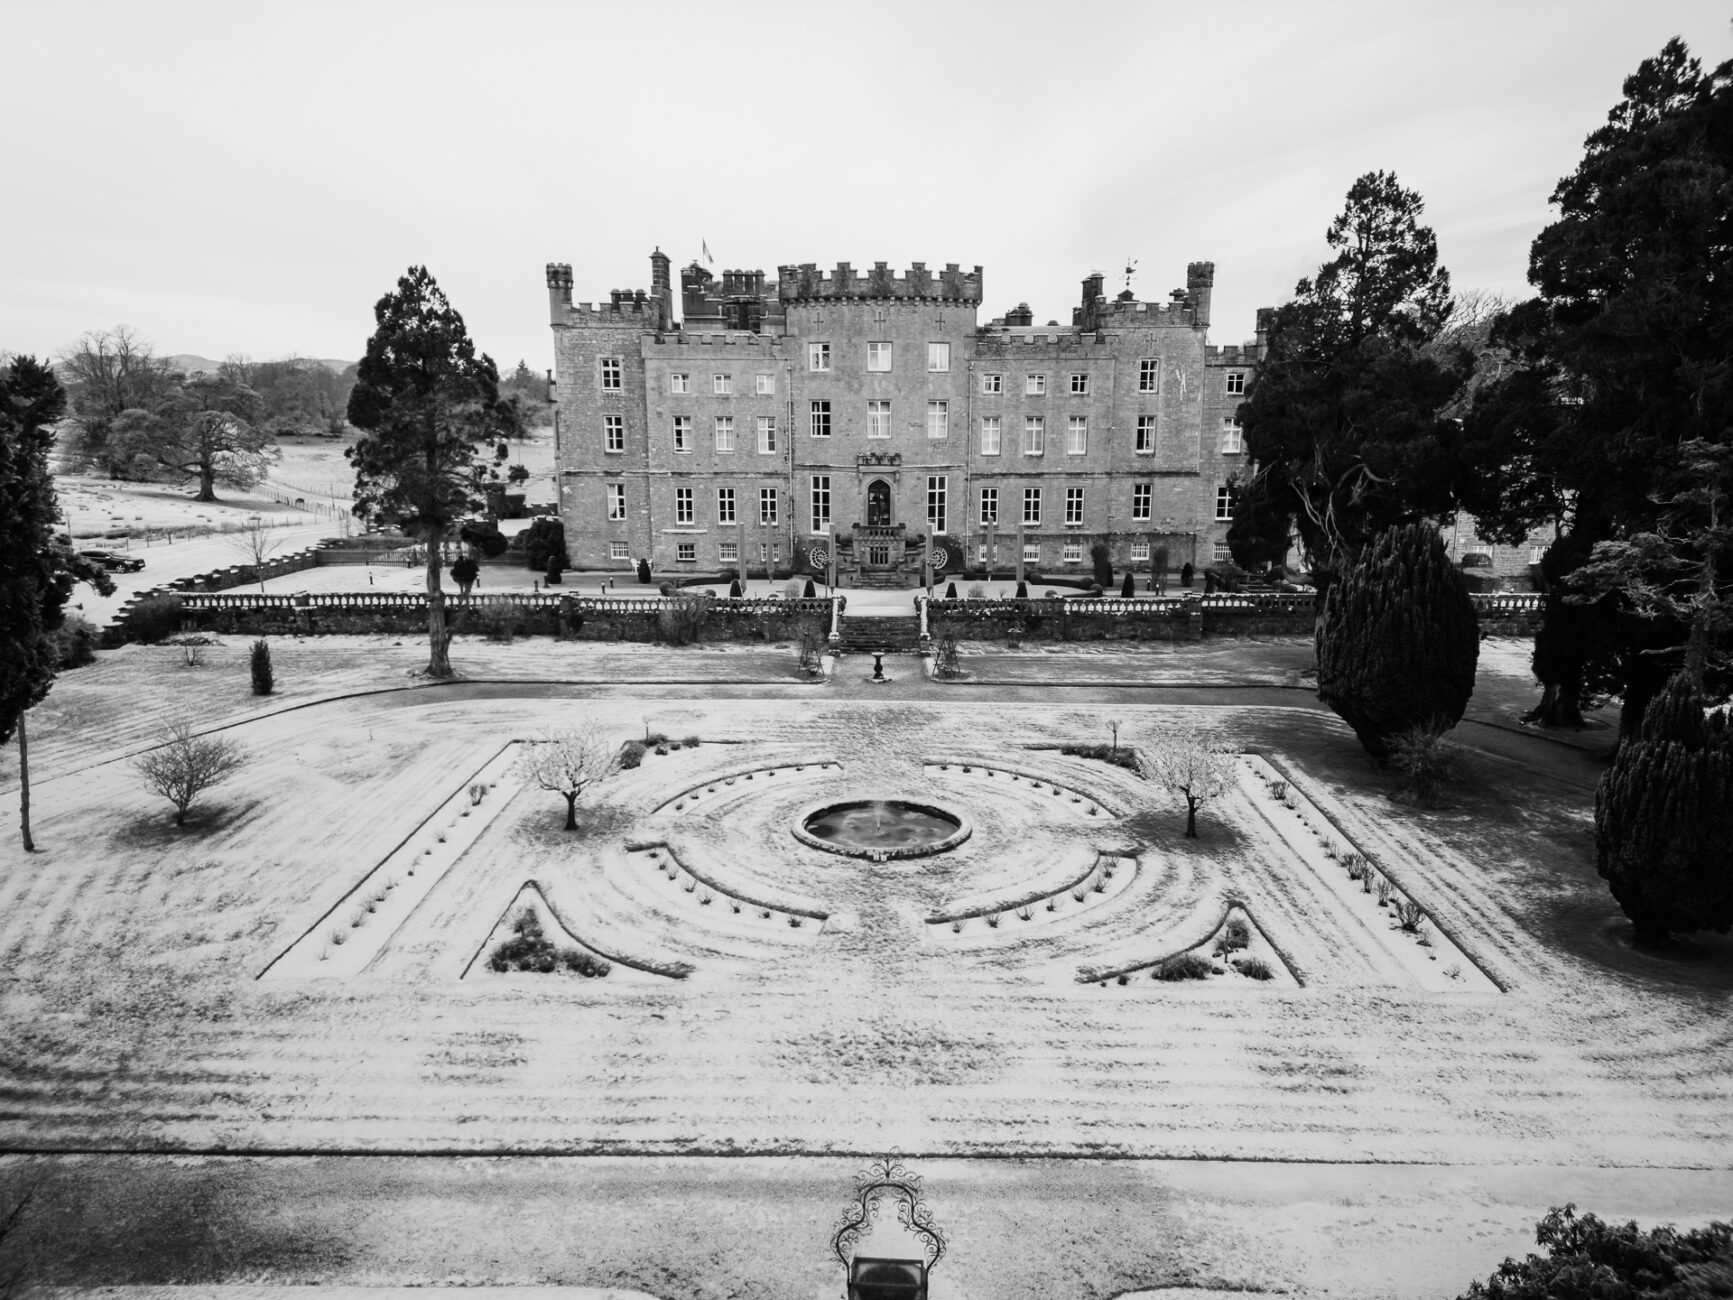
[777,260,983,304]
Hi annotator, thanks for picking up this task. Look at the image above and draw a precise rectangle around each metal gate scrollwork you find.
[830,1154,947,1272]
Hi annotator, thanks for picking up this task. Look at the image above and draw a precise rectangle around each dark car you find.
[78,548,145,573]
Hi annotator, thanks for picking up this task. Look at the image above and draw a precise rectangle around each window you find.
[810,475,831,532]
[1221,416,1243,454]
[756,415,777,454]
[867,400,891,439]
[719,541,739,563]
[980,372,1003,395]
[979,487,998,526]
[607,483,626,520]
[713,373,732,395]
[759,487,778,525]
[677,541,696,563]
[716,487,736,524]
[1226,371,1246,395]
[809,400,831,437]
[1063,540,1083,563]
[601,357,622,390]
[927,475,947,534]
[1023,542,1040,564]
[669,373,690,394]
[1213,540,1234,562]
[926,400,948,439]
[980,416,1001,455]
[867,341,892,372]
[1023,415,1045,456]
[1130,539,1150,562]
[1025,373,1047,396]
[808,342,831,371]
[609,540,630,560]
[1216,484,1234,521]
[1065,486,1084,525]
[1066,416,1087,455]
[675,486,694,525]
[755,372,775,395]
[672,416,692,453]
[1135,414,1156,454]
[1069,372,1088,395]
[1529,545,1547,564]
[714,416,735,452]
[1138,359,1158,392]
[928,342,951,372]
[1132,483,1151,520]
[1022,487,1041,525]
[604,415,624,453]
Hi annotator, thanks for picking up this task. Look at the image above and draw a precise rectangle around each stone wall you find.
[170,592,840,644]
[923,592,1543,643]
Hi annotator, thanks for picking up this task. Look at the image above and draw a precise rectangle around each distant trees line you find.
[46,327,552,496]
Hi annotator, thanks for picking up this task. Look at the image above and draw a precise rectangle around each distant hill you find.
[167,354,353,376]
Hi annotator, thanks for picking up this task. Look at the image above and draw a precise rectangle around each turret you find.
[649,247,673,329]
[546,262,573,324]
[1187,261,1215,330]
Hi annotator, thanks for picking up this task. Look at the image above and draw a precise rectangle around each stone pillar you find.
[1015,522,1026,586]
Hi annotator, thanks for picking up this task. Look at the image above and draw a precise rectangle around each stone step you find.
[836,616,924,653]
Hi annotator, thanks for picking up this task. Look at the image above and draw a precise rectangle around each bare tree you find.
[229,516,285,591]
[518,725,615,831]
[1143,730,1234,838]
[134,722,246,826]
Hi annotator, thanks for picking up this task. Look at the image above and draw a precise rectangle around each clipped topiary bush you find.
[1595,671,1733,947]
[523,518,569,572]
[1090,540,1113,588]
[249,639,273,696]
[1120,571,1135,598]
[122,593,183,644]
[1316,522,1479,760]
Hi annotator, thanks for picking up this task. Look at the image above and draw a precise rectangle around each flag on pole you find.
[701,239,713,265]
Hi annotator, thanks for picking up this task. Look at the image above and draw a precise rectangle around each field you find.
[1,629,1730,1299]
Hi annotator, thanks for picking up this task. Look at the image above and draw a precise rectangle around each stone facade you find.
[549,251,1272,583]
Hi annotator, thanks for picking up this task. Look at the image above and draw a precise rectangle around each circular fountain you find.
[795,799,970,861]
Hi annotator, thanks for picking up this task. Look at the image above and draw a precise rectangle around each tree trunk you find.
[564,793,578,831]
[196,464,216,503]
[425,529,453,678]
[18,713,34,852]
[1184,796,1198,838]
[1524,678,1586,729]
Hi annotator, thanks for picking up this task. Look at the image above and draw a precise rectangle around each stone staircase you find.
[850,569,915,590]
[836,614,925,655]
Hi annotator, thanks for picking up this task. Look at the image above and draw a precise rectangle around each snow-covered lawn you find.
[3,649,1728,1173]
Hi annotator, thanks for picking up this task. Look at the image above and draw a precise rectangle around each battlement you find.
[777,261,983,304]
[1207,343,1263,365]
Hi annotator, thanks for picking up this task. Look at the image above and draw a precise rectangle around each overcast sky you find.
[4,0,1728,372]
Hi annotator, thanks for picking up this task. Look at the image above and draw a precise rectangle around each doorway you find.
[866,480,892,527]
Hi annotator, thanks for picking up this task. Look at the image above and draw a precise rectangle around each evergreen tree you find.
[346,267,506,678]
[1229,171,1467,586]
[1316,521,1479,759]
[0,357,113,850]
[1454,39,1733,730]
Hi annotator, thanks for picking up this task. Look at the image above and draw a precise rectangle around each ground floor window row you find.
[581,533,1228,568]
[593,477,1237,535]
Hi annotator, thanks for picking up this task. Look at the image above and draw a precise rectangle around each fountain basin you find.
[794,799,970,861]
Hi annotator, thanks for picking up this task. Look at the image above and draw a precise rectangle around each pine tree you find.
[346,267,505,678]
[1316,521,1479,759]
[1,357,114,850]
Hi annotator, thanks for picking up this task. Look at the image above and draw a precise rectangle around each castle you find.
[546,249,1272,584]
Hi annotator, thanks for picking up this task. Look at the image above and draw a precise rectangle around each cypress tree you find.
[1316,522,1479,759]
[249,640,273,696]
[1595,672,1733,947]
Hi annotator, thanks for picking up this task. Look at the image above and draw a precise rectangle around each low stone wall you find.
[924,592,1542,643]
[171,592,839,644]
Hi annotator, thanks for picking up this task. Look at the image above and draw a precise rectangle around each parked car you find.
[78,548,145,573]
